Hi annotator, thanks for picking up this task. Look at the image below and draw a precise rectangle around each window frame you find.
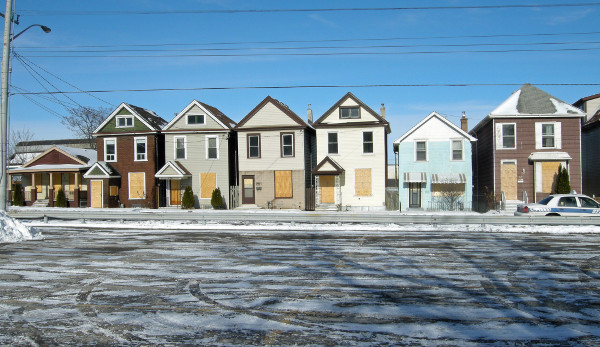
[339,106,360,119]
[115,115,134,128]
[206,135,219,160]
[499,123,517,150]
[174,136,187,160]
[186,114,205,125]
[134,137,147,162]
[451,139,463,161]
[541,123,555,148]
[247,133,261,159]
[104,138,117,162]
[128,172,146,200]
[362,131,374,154]
[415,140,427,162]
[328,132,339,155]
[280,132,295,158]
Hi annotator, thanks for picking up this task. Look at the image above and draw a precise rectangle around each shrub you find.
[12,183,24,206]
[181,186,195,209]
[554,165,571,194]
[55,189,68,207]
[211,187,224,209]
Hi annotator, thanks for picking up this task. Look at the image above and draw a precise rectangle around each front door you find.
[169,180,181,206]
[500,162,517,200]
[91,180,103,208]
[242,175,255,204]
[320,175,335,204]
[409,182,422,208]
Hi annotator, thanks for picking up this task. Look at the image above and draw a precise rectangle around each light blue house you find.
[393,112,476,211]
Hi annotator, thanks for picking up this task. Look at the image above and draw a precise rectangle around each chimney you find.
[307,104,313,123]
[460,111,468,132]
[380,103,386,118]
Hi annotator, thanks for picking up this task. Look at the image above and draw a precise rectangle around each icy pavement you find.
[1,226,600,345]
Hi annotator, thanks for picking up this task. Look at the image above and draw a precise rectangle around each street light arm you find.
[11,24,50,42]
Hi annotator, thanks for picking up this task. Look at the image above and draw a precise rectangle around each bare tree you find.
[435,183,465,211]
[9,127,37,166]
[61,106,111,149]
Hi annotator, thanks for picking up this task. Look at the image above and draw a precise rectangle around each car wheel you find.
[546,213,561,217]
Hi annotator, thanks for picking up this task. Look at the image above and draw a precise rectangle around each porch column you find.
[48,173,54,207]
[73,172,80,208]
[30,173,37,204]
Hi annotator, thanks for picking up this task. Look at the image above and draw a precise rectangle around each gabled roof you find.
[83,161,120,179]
[393,111,476,148]
[155,161,192,179]
[313,92,389,129]
[313,156,344,175]
[21,145,96,168]
[164,100,237,130]
[234,96,311,130]
[471,84,585,134]
[94,102,167,133]
[582,107,600,131]
[574,92,600,107]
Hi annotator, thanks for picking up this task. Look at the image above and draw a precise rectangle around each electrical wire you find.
[17,3,600,16]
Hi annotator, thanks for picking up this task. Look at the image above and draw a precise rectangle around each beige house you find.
[234,96,315,209]
[156,100,237,208]
[312,92,390,211]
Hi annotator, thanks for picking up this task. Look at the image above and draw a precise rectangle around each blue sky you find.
[5,0,600,159]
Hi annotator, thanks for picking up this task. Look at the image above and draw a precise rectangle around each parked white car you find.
[515,193,600,217]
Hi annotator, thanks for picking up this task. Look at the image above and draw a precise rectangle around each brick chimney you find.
[380,103,386,118]
[307,104,313,123]
[460,111,468,132]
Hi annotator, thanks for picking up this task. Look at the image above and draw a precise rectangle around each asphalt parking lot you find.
[1,226,600,345]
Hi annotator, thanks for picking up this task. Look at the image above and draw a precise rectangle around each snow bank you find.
[0,210,41,243]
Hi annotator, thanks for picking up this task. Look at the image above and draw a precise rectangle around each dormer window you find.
[116,116,133,128]
[187,114,205,125]
[340,106,360,119]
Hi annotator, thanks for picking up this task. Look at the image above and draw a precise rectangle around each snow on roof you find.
[54,145,97,165]
[490,84,585,117]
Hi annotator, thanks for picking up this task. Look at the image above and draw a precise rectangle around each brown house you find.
[84,103,167,208]
[470,84,586,211]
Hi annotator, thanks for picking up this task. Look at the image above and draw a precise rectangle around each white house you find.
[312,92,390,211]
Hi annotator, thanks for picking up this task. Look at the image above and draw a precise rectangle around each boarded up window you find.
[275,170,293,198]
[129,172,145,199]
[542,162,562,193]
[201,173,216,199]
[110,186,119,196]
[355,168,372,196]
[500,162,517,200]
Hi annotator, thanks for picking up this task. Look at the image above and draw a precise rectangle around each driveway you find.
[1,226,599,345]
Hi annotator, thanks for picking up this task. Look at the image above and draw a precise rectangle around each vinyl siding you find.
[242,103,300,128]
[168,105,227,131]
[164,132,232,207]
[237,129,306,172]
[316,125,386,208]
[319,98,381,125]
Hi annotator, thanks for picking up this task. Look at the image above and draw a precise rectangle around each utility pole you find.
[0,0,13,211]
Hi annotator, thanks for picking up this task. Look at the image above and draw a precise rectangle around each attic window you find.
[187,114,205,125]
[116,116,133,128]
[340,106,360,119]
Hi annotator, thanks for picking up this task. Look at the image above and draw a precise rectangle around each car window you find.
[558,197,577,207]
[579,197,600,208]
[538,196,553,205]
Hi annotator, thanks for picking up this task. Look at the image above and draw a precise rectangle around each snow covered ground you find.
[1,223,600,345]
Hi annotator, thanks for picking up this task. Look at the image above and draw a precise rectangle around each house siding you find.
[96,134,163,208]
[582,124,600,196]
[316,125,387,209]
[164,131,232,208]
[471,120,495,210]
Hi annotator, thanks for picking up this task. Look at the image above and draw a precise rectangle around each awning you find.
[528,152,572,161]
[403,172,427,183]
[431,173,466,184]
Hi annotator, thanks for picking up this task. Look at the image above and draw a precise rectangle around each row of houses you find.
[8,84,600,211]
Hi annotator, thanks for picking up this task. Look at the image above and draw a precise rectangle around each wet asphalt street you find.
[1,226,600,346]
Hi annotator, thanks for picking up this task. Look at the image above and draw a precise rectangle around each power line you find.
[17,3,600,16]
[15,40,600,54]
[14,31,600,49]
[12,83,600,96]
[17,46,600,58]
